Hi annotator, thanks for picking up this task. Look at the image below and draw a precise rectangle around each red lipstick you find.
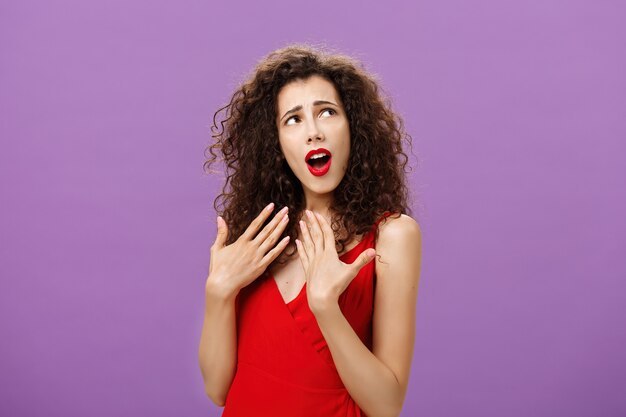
[305,148,332,177]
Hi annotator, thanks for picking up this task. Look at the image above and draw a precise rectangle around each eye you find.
[285,115,300,126]
[320,108,336,117]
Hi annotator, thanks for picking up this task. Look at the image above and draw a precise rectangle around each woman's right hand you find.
[206,203,290,297]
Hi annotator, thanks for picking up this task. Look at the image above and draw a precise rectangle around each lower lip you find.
[307,157,332,176]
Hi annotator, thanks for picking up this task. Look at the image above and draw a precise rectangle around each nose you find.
[306,119,324,143]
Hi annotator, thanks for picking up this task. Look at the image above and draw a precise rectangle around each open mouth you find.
[307,154,331,169]
[305,148,332,176]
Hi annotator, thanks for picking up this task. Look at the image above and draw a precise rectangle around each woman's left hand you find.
[295,210,376,313]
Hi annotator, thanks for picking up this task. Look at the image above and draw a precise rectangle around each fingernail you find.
[280,206,288,214]
[306,210,312,218]
[266,202,274,211]
[282,214,288,222]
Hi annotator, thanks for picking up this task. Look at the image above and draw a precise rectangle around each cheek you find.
[340,133,351,168]
[340,151,350,171]
[278,142,300,170]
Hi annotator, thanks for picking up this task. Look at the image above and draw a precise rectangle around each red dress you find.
[222,213,394,417]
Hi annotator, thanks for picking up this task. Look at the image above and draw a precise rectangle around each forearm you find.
[198,280,238,406]
[313,303,403,417]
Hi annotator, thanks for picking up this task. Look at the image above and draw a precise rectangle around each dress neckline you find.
[269,231,371,306]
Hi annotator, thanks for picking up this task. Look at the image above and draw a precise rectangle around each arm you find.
[198,278,238,407]
[312,214,422,417]
[198,205,291,406]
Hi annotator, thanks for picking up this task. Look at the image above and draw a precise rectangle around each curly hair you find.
[204,43,414,267]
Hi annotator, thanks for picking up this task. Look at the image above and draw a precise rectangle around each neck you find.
[302,189,333,218]
[295,190,349,250]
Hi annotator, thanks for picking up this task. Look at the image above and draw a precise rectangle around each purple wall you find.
[1,0,625,416]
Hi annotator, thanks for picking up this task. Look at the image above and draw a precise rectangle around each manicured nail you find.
[282,214,289,222]
[306,210,312,218]
[266,202,274,211]
[279,206,288,214]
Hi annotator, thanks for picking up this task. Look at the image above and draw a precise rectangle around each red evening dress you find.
[222,212,394,417]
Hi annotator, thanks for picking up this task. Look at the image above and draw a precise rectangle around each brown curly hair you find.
[204,43,414,267]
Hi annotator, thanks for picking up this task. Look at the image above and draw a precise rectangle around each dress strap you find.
[373,211,398,228]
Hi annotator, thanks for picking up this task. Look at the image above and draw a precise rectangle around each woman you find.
[198,44,422,417]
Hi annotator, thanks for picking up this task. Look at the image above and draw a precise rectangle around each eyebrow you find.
[280,100,338,121]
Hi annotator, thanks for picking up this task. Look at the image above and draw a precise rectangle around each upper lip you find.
[305,148,332,162]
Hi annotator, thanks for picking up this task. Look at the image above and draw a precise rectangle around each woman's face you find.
[275,75,351,199]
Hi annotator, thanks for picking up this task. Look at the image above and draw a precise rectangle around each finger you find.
[213,216,229,249]
[306,210,324,250]
[260,236,290,267]
[254,206,288,246]
[295,238,309,272]
[241,202,275,241]
[299,219,315,256]
[314,212,335,253]
[258,210,290,254]
[350,248,376,275]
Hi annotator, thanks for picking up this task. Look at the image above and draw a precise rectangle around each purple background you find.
[1,0,625,416]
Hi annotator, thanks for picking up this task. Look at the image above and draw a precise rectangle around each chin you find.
[293,166,346,196]
[308,186,336,196]
[303,178,342,195]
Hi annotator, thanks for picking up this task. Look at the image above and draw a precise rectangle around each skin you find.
[297,209,421,417]
[200,75,422,417]
[271,74,355,302]
[275,74,350,219]
[200,205,291,405]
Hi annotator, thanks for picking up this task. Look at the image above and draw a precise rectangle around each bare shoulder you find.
[376,213,422,256]
[370,213,422,395]
[373,212,422,294]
